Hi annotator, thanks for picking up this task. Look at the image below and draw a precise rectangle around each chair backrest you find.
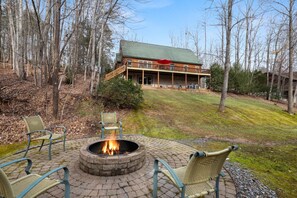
[183,145,237,185]
[23,115,45,132]
[0,169,14,197]
[101,112,117,124]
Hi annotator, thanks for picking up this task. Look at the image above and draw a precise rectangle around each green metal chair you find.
[0,158,70,198]
[153,145,238,198]
[99,112,122,139]
[23,115,67,160]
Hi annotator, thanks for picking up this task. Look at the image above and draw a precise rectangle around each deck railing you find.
[124,61,210,74]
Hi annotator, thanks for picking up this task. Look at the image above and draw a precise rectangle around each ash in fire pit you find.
[79,139,146,176]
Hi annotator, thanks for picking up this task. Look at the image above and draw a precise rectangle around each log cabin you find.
[105,40,210,89]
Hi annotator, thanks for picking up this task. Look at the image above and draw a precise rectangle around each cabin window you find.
[146,61,152,69]
[138,75,153,85]
[138,60,145,68]
[127,60,132,66]
[184,65,188,72]
[170,64,175,71]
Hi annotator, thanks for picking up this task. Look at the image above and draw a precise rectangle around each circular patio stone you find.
[0,135,236,198]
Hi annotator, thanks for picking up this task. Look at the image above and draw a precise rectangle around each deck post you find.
[172,73,174,88]
[142,70,144,86]
[126,65,128,80]
[198,75,200,89]
[185,74,187,88]
[157,71,160,88]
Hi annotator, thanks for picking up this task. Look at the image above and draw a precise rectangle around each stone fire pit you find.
[79,139,146,176]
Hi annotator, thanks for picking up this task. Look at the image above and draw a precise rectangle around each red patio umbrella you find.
[157,59,172,64]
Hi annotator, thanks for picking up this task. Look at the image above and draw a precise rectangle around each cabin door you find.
[138,75,153,85]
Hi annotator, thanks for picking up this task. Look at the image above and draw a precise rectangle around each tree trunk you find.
[219,0,233,112]
[244,13,249,71]
[287,0,294,114]
[7,1,17,72]
[90,2,98,94]
[0,0,2,62]
[266,34,272,100]
[53,0,61,119]
[17,0,25,79]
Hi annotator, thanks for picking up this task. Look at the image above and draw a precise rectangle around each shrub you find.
[97,77,143,109]
[208,63,224,91]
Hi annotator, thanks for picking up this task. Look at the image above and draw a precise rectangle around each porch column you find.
[197,75,200,89]
[185,74,188,88]
[172,73,174,88]
[126,66,128,80]
[142,70,144,86]
[157,71,160,87]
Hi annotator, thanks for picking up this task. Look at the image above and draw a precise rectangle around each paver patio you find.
[0,135,236,197]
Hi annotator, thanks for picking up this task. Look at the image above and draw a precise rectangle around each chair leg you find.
[24,139,31,157]
[39,140,45,151]
[153,160,159,198]
[48,139,52,160]
[153,170,158,198]
[101,128,105,139]
[63,136,66,152]
[64,181,70,198]
[215,174,221,198]
[181,186,186,198]
[120,127,123,139]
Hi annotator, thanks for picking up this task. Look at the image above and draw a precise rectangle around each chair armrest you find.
[26,130,53,138]
[0,158,32,175]
[99,121,105,127]
[52,125,67,135]
[230,145,239,151]
[154,159,184,188]
[17,166,69,198]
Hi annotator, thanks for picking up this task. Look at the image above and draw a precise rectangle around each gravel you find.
[177,138,278,198]
[224,161,278,198]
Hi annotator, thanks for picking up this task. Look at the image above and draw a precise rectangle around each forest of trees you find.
[0,0,296,115]
[169,0,296,113]
[0,0,135,118]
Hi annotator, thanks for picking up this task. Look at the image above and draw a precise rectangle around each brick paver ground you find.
[0,135,236,197]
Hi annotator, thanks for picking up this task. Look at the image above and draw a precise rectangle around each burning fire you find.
[102,132,120,155]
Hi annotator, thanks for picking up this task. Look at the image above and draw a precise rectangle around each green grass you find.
[1,89,296,197]
[123,89,297,198]
[0,142,28,158]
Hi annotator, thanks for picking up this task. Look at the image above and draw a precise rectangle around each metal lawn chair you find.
[99,112,122,139]
[23,115,67,160]
[153,145,238,198]
[0,158,70,198]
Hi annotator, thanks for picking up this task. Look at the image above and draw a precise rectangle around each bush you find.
[208,63,224,91]
[97,77,143,109]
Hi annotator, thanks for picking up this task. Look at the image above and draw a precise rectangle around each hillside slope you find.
[0,68,103,144]
[123,89,297,197]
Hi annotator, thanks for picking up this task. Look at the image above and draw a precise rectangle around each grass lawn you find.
[1,88,295,197]
[124,89,297,198]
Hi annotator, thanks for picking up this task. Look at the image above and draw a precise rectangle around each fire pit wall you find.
[79,140,146,176]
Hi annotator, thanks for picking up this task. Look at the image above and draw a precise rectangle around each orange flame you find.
[102,132,120,155]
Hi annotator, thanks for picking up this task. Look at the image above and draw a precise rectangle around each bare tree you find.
[219,0,234,112]
[272,0,296,114]
[52,0,61,119]
[287,0,295,114]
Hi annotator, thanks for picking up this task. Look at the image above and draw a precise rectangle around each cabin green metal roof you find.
[120,40,202,65]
